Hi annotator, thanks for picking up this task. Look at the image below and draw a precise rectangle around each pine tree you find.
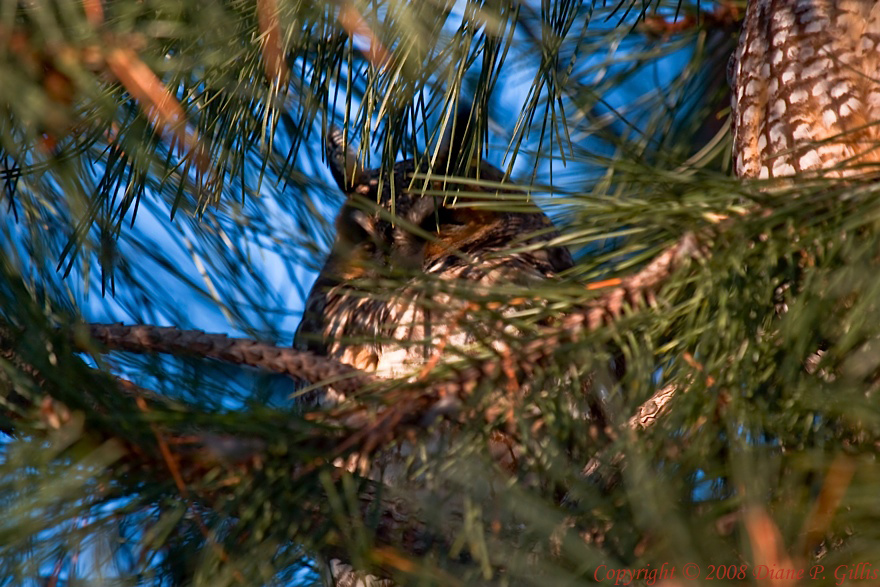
[2,0,878,585]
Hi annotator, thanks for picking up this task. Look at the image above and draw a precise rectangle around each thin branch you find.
[84,323,375,394]
[580,382,679,481]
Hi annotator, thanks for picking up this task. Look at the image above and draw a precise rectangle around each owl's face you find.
[322,127,571,287]
[324,177,441,281]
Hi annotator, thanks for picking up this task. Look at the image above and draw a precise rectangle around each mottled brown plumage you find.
[732,0,880,179]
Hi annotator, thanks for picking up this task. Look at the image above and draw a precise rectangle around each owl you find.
[294,111,573,406]
[731,0,880,180]
[293,111,574,586]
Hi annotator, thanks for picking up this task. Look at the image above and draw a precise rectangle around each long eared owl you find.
[293,110,574,587]
[731,0,880,180]
[294,110,573,406]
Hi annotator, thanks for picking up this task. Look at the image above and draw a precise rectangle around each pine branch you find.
[84,323,374,394]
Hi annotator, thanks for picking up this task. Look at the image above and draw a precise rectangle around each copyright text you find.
[592,562,879,585]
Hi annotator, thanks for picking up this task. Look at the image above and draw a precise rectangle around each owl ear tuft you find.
[326,126,363,193]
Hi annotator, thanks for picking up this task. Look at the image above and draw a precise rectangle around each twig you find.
[580,383,679,481]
